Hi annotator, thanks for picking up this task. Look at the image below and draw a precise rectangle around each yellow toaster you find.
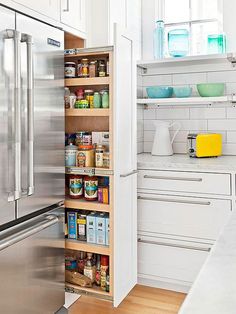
[188,133,222,158]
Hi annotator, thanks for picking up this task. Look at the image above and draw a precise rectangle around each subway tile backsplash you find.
[137,68,236,155]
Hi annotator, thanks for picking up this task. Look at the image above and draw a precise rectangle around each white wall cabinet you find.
[60,0,86,35]
[86,0,141,58]
[11,0,60,21]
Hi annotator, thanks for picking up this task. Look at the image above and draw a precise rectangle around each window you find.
[157,0,223,55]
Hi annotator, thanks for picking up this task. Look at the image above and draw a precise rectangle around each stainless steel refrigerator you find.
[0,5,65,314]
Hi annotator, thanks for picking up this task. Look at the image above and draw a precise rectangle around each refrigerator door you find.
[16,14,65,218]
[0,207,65,314]
[0,6,17,225]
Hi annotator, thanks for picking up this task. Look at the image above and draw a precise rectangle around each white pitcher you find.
[151,121,181,156]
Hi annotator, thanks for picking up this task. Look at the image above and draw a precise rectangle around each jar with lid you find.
[77,60,83,77]
[102,91,109,108]
[81,58,89,77]
[103,152,110,168]
[69,174,83,199]
[84,176,98,201]
[84,89,94,108]
[77,145,95,168]
[98,60,106,77]
[95,145,105,168]
[65,143,77,166]
[64,87,70,109]
[65,62,76,78]
[93,92,101,108]
[89,60,97,78]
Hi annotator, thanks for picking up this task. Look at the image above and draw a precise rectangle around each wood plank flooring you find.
[69,285,186,314]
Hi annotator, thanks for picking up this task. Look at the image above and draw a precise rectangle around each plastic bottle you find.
[153,20,164,59]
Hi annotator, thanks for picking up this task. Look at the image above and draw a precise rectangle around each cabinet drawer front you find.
[138,193,231,240]
[138,170,231,195]
[138,238,209,283]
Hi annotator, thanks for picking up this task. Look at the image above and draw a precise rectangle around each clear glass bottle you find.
[153,20,164,59]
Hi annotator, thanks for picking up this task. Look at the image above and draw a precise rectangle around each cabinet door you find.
[60,0,86,33]
[12,0,60,21]
[113,24,137,307]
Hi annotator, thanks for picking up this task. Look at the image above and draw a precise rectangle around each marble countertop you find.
[179,209,236,314]
[138,153,236,172]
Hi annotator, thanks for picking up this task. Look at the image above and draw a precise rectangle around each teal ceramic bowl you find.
[197,83,225,97]
[173,86,192,98]
[146,86,173,98]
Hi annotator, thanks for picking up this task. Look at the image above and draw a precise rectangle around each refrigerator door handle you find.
[21,33,34,196]
[0,215,59,251]
[4,29,22,201]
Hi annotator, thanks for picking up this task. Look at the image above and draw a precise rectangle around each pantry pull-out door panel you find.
[113,23,137,307]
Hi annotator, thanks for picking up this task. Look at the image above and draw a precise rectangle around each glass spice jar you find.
[89,60,97,77]
[103,152,110,168]
[98,60,106,77]
[95,145,105,168]
[77,60,83,77]
[81,58,89,77]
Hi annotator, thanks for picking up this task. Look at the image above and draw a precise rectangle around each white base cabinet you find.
[138,168,232,292]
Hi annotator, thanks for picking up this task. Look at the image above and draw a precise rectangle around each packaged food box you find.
[77,212,87,241]
[92,132,109,148]
[68,212,77,239]
[96,213,106,245]
[86,212,97,244]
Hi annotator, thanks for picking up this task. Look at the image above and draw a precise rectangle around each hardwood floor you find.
[69,285,186,314]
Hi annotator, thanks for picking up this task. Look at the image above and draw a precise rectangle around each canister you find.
[65,143,77,166]
[77,145,95,168]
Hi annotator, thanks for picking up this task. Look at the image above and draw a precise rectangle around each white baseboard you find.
[138,275,191,293]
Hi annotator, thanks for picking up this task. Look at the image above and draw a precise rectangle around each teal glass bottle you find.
[154,20,164,59]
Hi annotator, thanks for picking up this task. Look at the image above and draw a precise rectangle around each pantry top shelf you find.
[65,77,110,86]
[137,95,236,105]
[137,52,236,69]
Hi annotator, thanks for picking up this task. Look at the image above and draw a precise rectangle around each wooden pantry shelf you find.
[65,198,110,213]
[66,239,110,255]
[66,282,112,299]
[65,77,109,86]
[137,95,236,106]
[66,108,110,117]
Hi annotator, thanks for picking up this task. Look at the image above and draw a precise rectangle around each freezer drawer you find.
[138,193,232,241]
[0,209,65,314]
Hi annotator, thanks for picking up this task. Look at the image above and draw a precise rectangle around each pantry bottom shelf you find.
[65,282,113,300]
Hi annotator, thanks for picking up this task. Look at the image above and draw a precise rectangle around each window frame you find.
[157,0,223,55]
